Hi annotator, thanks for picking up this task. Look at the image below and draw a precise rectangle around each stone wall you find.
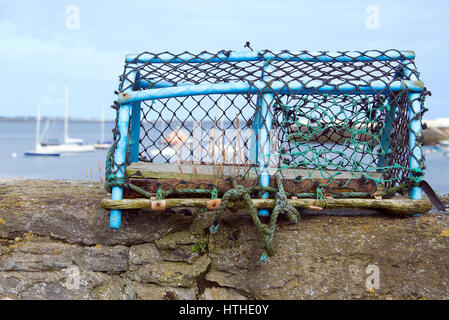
[0,178,448,300]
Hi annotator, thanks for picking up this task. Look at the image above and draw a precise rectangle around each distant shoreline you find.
[2,117,448,146]
[0,117,115,123]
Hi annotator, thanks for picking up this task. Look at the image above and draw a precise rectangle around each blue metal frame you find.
[129,102,141,163]
[378,102,396,168]
[378,67,405,168]
[377,62,423,201]
[249,96,260,165]
[408,91,423,200]
[126,49,415,64]
[119,79,424,105]
[257,63,275,216]
[404,65,423,200]
[110,67,139,229]
[129,71,142,164]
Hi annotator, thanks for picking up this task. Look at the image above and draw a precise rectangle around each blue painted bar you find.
[378,100,396,168]
[404,66,423,200]
[249,65,269,165]
[258,64,275,217]
[378,67,405,168]
[110,103,132,228]
[408,92,423,200]
[136,79,194,90]
[129,101,142,163]
[126,50,415,64]
[110,68,137,229]
[119,79,424,104]
[249,96,261,165]
[129,70,142,163]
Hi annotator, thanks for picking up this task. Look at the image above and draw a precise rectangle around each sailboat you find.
[94,105,113,149]
[48,86,95,153]
[24,102,61,157]
[40,119,60,146]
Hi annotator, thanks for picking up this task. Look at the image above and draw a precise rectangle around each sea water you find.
[0,120,113,181]
[1,120,448,195]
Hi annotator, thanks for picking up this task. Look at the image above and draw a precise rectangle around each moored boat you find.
[24,102,61,157]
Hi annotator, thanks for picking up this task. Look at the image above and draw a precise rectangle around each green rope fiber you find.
[209,175,301,261]
[211,185,218,199]
[276,94,424,190]
[155,185,165,200]
[104,144,153,198]
[315,187,328,208]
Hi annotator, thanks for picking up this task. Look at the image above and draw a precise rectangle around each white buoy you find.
[150,147,176,157]
[11,152,18,158]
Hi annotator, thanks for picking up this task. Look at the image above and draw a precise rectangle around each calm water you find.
[0,120,114,181]
[1,120,449,195]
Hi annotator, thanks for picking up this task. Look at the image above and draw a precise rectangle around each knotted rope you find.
[209,175,301,261]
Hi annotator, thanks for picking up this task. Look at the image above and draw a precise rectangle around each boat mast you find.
[64,86,69,143]
[36,102,41,148]
[101,104,105,143]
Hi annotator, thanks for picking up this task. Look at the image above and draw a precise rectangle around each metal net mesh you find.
[107,49,429,198]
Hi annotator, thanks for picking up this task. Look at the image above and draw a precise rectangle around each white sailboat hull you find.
[25,143,95,155]
[25,95,95,156]
[24,144,61,157]
[48,143,95,153]
[24,152,60,157]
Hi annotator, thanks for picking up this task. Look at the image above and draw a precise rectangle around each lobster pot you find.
[103,49,431,229]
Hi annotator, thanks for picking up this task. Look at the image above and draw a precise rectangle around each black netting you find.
[107,49,429,198]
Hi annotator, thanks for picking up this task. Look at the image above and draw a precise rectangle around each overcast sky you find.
[0,0,448,120]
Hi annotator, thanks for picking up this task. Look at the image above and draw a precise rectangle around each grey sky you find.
[0,0,448,120]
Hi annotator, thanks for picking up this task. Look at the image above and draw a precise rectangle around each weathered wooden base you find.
[124,162,380,198]
[101,197,432,216]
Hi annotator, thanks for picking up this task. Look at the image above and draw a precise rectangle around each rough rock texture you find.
[0,178,448,300]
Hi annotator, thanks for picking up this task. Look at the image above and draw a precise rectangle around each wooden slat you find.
[126,162,382,181]
[124,177,377,198]
[123,162,381,198]
[101,198,432,216]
